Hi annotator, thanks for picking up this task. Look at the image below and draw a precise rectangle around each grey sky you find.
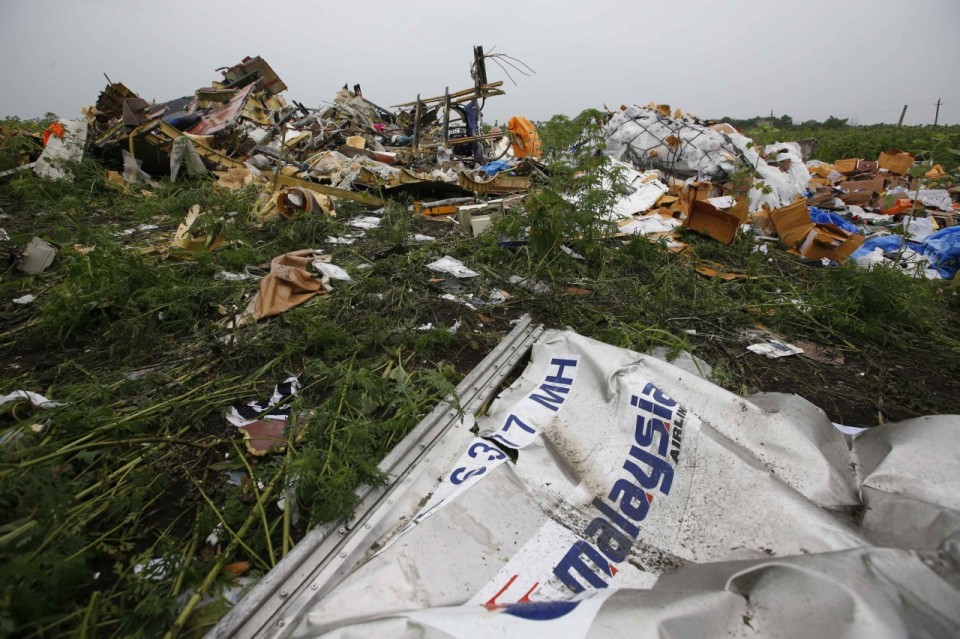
[2,0,959,126]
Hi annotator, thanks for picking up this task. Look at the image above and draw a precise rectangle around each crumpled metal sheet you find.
[264,328,960,639]
[188,84,255,136]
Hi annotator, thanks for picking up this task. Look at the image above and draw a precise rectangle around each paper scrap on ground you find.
[747,339,804,358]
[12,294,35,305]
[427,256,479,278]
[509,274,550,294]
[313,262,352,281]
[620,215,681,236]
[348,216,382,230]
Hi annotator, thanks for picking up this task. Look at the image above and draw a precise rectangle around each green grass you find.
[1,122,959,637]
[749,124,960,167]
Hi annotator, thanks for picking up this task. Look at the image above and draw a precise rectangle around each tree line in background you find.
[719,114,861,130]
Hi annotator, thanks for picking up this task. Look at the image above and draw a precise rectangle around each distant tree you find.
[773,114,794,128]
[823,116,849,128]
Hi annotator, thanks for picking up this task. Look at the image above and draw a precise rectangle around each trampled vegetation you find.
[1,114,959,637]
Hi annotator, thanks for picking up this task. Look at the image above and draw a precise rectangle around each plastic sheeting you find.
[274,329,960,639]
[809,206,858,234]
[851,228,960,279]
[608,159,668,219]
[170,136,209,181]
[603,106,808,212]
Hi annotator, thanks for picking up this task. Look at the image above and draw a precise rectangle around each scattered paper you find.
[12,294,35,305]
[314,262,352,281]
[326,236,356,245]
[707,196,735,209]
[509,274,550,294]
[216,271,257,282]
[427,256,479,278]
[747,339,804,358]
[348,216,382,230]
[620,215,681,236]
[120,224,159,236]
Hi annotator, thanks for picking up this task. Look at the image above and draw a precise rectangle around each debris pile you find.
[17,49,542,222]
[601,103,960,278]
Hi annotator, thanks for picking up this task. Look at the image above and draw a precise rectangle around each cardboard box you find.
[730,198,750,222]
[812,164,837,179]
[808,188,837,207]
[834,158,860,175]
[842,177,885,193]
[682,199,741,244]
[768,200,864,262]
[751,209,777,237]
[769,200,814,247]
[839,191,873,206]
[797,224,865,263]
[857,160,879,172]
[878,148,915,175]
[839,177,885,205]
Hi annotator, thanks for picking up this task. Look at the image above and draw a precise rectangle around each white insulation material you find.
[603,106,809,212]
[251,329,959,639]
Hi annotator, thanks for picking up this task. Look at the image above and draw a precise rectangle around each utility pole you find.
[897,104,908,127]
[935,99,941,125]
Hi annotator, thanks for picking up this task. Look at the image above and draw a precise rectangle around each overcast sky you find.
[2,0,959,126]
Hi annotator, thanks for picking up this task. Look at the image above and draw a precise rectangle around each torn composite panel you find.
[263,328,960,639]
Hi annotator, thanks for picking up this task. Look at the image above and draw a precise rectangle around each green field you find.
[1,117,959,637]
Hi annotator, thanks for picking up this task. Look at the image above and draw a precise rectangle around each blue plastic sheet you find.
[850,235,906,262]
[921,227,960,279]
[480,160,513,176]
[809,207,858,234]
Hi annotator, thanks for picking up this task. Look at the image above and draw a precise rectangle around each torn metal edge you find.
[208,314,542,638]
